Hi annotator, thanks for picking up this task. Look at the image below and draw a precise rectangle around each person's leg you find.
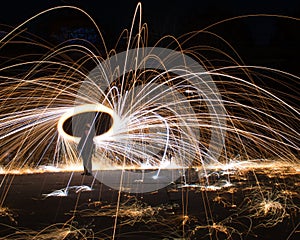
[82,155,92,175]
[82,156,90,175]
[86,156,92,175]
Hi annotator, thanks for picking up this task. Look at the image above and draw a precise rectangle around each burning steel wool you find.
[0,3,299,240]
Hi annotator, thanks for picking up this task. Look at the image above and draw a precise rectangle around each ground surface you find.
[0,167,299,239]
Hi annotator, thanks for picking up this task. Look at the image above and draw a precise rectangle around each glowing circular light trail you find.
[57,104,119,144]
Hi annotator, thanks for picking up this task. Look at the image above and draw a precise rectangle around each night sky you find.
[0,0,299,75]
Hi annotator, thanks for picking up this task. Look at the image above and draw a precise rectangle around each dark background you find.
[0,0,299,75]
[0,3,299,239]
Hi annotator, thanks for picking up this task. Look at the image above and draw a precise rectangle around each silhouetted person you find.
[77,123,95,176]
